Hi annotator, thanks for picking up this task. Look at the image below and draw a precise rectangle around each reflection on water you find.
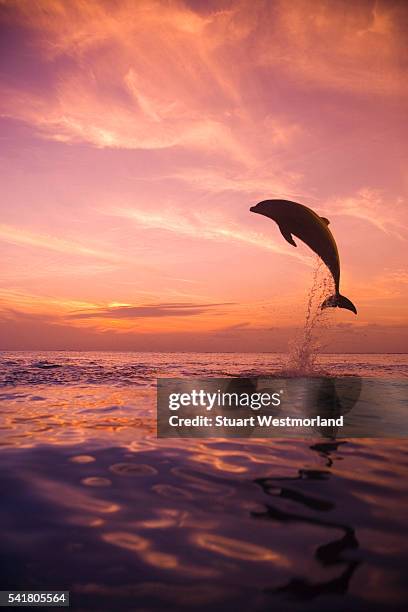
[1,438,407,611]
[254,442,360,602]
[0,352,408,611]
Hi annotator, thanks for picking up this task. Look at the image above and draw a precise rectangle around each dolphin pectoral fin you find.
[320,217,330,225]
[278,225,297,247]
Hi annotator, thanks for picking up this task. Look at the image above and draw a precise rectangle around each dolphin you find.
[250,199,357,314]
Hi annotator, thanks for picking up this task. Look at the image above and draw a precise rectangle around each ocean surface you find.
[1,352,408,611]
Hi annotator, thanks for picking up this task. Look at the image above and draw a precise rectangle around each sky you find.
[0,0,407,352]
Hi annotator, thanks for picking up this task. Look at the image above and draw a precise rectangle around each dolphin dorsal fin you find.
[320,216,330,225]
[278,225,297,247]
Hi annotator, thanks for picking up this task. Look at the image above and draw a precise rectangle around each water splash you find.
[286,258,334,375]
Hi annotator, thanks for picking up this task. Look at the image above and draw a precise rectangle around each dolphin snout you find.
[250,205,257,212]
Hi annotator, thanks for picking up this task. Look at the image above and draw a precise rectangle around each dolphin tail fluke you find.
[321,293,357,315]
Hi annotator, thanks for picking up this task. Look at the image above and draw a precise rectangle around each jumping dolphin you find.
[250,199,357,314]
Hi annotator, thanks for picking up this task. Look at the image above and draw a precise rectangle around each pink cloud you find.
[0,0,407,350]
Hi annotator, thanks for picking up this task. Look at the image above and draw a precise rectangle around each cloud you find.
[0,0,407,352]
[68,301,232,320]
[104,206,310,262]
[0,307,57,324]
[0,290,100,320]
[168,166,303,198]
[0,86,247,159]
[1,303,407,352]
[384,269,408,284]
[257,0,408,97]
[215,321,254,334]
[0,0,306,175]
[0,1,253,160]
[0,224,120,260]
[323,189,407,237]
[1,0,407,164]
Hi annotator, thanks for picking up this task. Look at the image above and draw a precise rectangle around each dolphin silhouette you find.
[250,199,357,314]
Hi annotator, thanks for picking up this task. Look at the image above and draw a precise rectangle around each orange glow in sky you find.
[0,0,407,351]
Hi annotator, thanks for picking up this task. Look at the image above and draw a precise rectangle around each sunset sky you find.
[0,0,407,352]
